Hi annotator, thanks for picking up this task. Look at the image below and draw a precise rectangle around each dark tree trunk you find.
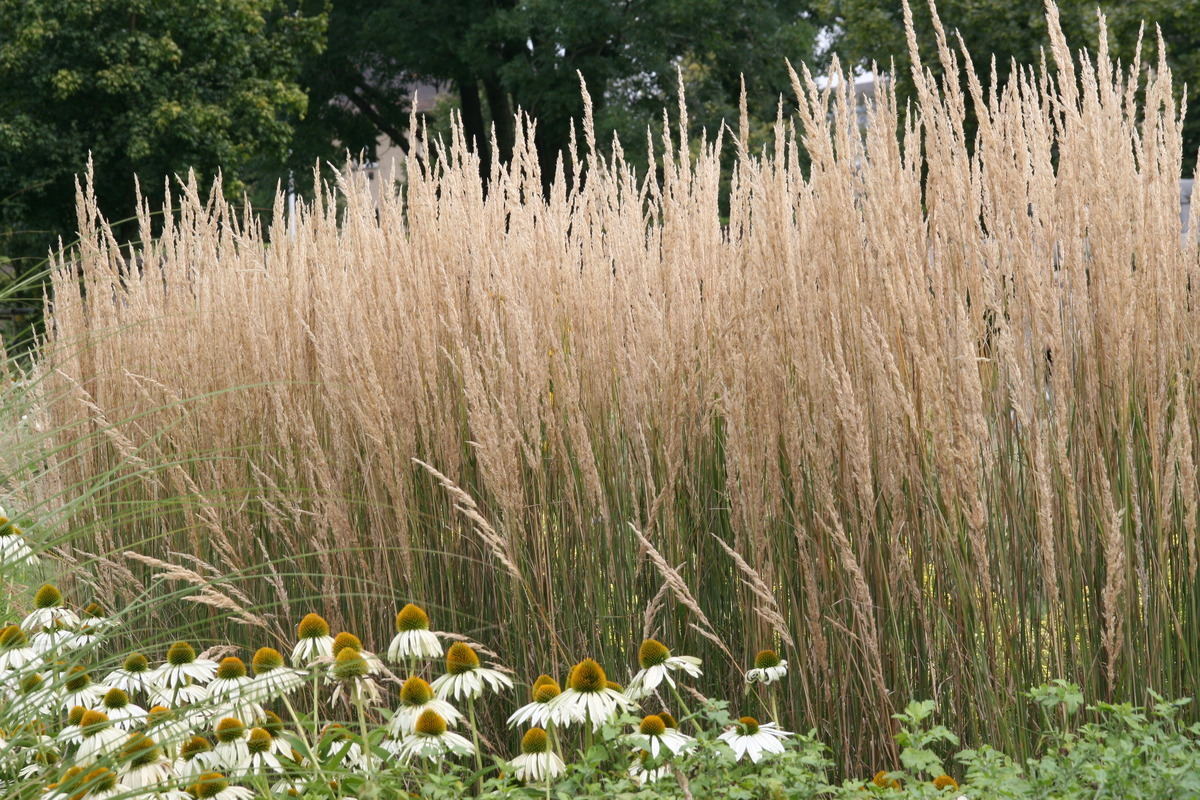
[457,75,491,181]
[481,75,516,167]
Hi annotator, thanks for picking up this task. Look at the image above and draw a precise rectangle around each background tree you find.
[817,0,1200,175]
[0,0,326,283]
[286,0,819,192]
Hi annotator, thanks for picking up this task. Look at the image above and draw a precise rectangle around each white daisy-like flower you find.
[174,736,220,781]
[103,653,159,698]
[20,584,79,631]
[430,642,513,702]
[45,766,127,800]
[95,687,147,730]
[31,621,86,655]
[717,715,791,763]
[152,642,218,688]
[386,603,444,662]
[325,647,384,708]
[246,647,306,702]
[507,676,577,728]
[291,614,336,667]
[146,705,205,756]
[627,714,696,758]
[257,712,293,758]
[0,624,40,671]
[510,728,566,782]
[58,705,90,746]
[150,680,209,707]
[330,632,386,673]
[210,718,250,772]
[184,772,255,800]
[207,657,254,700]
[58,667,109,711]
[118,733,175,790]
[744,650,788,685]
[546,658,638,731]
[76,710,127,762]
[0,519,38,569]
[204,657,264,725]
[628,751,671,786]
[10,671,58,717]
[389,676,463,735]
[319,724,370,772]
[625,639,703,700]
[240,728,285,776]
[394,710,474,762]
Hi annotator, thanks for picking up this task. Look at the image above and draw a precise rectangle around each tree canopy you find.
[818,0,1200,174]
[0,0,326,274]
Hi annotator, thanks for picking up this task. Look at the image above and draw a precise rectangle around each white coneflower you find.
[174,736,218,781]
[247,647,306,701]
[206,657,265,725]
[241,727,285,776]
[318,724,367,772]
[210,718,250,772]
[74,603,113,647]
[146,705,200,757]
[507,676,575,728]
[331,632,385,673]
[510,727,566,782]
[58,705,90,746]
[625,639,703,700]
[31,619,84,654]
[389,676,463,736]
[186,772,255,800]
[386,603,443,662]
[11,671,57,717]
[96,687,147,730]
[59,666,109,711]
[326,647,384,708]
[744,650,788,685]
[430,643,513,702]
[119,732,175,789]
[153,641,218,689]
[76,709,126,762]
[258,711,293,757]
[45,766,127,800]
[103,653,159,698]
[547,658,637,731]
[628,750,671,786]
[21,584,79,631]
[291,613,335,667]
[717,715,792,763]
[394,709,474,762]
[0,624,39,671]
[628,714,695,758]
[0,517,39,569]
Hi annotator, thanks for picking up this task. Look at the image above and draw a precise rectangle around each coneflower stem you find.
[467,696,484,793]
[669,684,696,732]
[584,712,594,754]
[280,693,329,785]
[770,692,781,728]
[353,686,375,777]
[311,669,321,735]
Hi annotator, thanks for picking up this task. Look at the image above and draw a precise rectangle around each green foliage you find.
[0,0,326,274]
[817,0,1200,174]
[296,1,818,188]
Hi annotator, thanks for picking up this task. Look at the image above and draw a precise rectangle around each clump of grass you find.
[10,0,1200,772]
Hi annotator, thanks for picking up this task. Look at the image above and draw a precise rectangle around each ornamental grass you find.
[3,0,1199,775]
